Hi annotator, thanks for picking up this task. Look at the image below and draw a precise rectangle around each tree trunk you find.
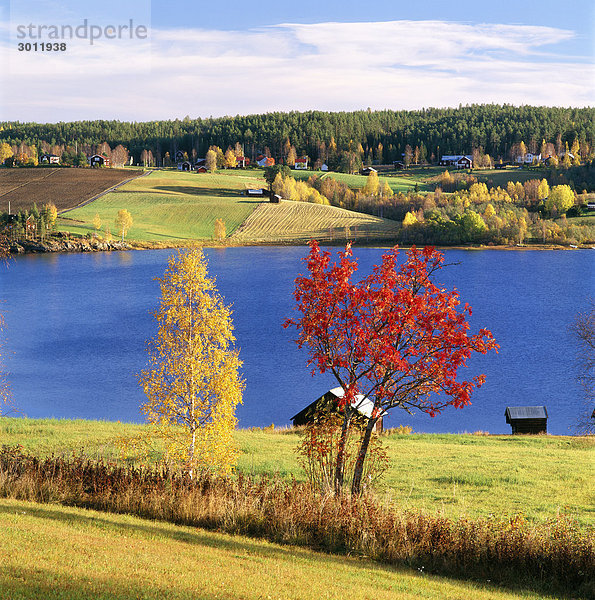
[351,417,377,496]
[334,410,352,495]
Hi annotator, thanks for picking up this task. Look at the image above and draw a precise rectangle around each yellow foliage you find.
[402,211,417,227]
[138,248,243,476]
[114,209,133,241]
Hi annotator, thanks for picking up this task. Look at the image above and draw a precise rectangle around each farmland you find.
[230,199,398,243]
[57,169,401,243]
[0,167,142,213]
[58,169,266,241]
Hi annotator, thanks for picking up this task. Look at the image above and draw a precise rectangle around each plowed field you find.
[0,168,143,213]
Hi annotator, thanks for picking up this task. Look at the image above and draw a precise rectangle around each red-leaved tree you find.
[284,242,498,495]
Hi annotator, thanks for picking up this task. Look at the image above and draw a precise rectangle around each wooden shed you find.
[505,406,548,434]
[291,387,384,433]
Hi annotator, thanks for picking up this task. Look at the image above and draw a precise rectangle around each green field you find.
[292,169,434,193]
[57,170,266,241]
[2,418,592,526]
[0,497,550,600]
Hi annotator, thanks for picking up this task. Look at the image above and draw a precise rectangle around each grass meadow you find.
[1,418,592,526]
[1,497,555,600]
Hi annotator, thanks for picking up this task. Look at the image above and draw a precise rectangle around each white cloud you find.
[0,19,592,122]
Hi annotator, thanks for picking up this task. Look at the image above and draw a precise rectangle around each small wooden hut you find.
[505,406,548,434]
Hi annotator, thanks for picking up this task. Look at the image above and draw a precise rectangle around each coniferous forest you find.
[1,105,594,165]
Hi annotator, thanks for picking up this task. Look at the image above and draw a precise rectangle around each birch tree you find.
[139,248,244,476]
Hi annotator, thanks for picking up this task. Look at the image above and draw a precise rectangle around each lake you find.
[0,247,593,434]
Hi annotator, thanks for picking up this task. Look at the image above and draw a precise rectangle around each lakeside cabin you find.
[505,406,548,435]
[291,387,385,433]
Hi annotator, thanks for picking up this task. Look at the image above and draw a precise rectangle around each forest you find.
[1,104,594,166]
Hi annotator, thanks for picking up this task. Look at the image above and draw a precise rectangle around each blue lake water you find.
[0,247,593,434]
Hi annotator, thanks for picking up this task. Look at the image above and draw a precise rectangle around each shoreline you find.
[9,237,592,255]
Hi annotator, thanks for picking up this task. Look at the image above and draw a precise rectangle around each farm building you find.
[291,387,385,433]
[294,157,309,170]
[88,154,110,168]
[439,155,473,169]
[361,167,377,175]
[195,158,206,168]
[178,161,192,171]
[320,163,329,171]
[40,154,60,165]
[244,188,270,197]
[269,194,281,203]
[505,406,548,434]
[236,156,249,168]
[587,201,595,211]
[195,166,208,173]
[175,150,185,162]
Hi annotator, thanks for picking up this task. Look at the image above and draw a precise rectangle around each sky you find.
[0,0,593,123]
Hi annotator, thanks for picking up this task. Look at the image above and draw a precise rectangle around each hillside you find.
[58,169,266,241]
[0,167,142,214]
[231,199,398,244]
[1,497,540,600]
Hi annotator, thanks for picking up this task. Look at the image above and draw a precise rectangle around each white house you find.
[294,157,308,170]
[515,153,541,164]
[320,163,329,171]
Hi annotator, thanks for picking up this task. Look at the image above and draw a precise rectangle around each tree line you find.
[1,104,593,167]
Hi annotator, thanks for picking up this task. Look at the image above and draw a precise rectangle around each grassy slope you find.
[230,199,398,243]
[57,170,265,241]
[2,418,592,526]
[0,498,549,600]
[292,170,433,193]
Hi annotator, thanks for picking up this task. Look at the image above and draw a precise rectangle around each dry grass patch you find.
[230,200,398,243]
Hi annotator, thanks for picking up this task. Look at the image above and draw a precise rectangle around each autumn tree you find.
[224,149,237,169]
[44,203,58,231]
[545,185,575,215]
[93,213,102,234]
[205,149,217,172]
[362,171,380,196]
[285,242,497,495]
[0,142,13,165]
[214,218,226,241]
[139,248,244,475]
[115,209,133,241]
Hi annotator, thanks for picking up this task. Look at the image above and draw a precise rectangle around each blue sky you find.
[0,0,593,122]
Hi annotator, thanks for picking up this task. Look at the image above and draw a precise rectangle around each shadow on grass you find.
[0,501,576,599]
[153,185,242,198]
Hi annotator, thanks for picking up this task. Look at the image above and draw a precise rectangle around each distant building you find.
[515,153,541,164]
[291,387,385,433]
[88,154,109,168]
[294,157,309,170]
[320,163,329,171]
[40,154,60,165]
[361,167,377,176]
[440,155,473,169]
[178,161,192,171]
[505,406,548,435]
[244,188,270,197]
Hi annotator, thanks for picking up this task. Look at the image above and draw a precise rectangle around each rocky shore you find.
[9,237,133,254]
